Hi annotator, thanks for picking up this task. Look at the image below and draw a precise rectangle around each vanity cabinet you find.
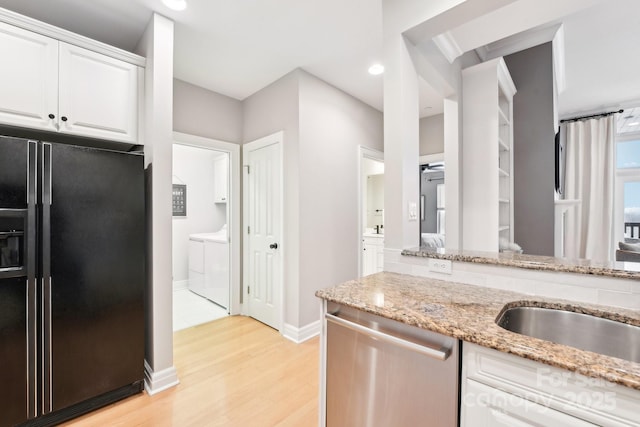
[362,235,383,276]
[0,20,140,144]
[213,155,228,203]
[462,57,515,252]
[461,343,640,427]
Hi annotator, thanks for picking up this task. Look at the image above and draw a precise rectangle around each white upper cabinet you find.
[0,20,140,144]
[213,155,228,203]
[0,21,58,131]
[58,42,138,143]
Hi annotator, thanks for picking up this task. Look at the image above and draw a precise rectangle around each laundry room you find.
[172,143,230,330]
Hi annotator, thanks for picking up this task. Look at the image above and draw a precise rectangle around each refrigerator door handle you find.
[43,143,52,206]
[41,277,52,414]
[27,141,38,419]
[41,142,53,414]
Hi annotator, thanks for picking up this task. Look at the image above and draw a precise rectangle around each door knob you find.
[269,243,278,249]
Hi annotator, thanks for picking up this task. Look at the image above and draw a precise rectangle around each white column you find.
[444,96,462,249]
[383,34,420,251]
[136,13,179,394]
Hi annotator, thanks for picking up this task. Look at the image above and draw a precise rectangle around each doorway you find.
[243,132,283,330]
[358,146,384,277]
[420,156,445,249]
[171,132,241,331]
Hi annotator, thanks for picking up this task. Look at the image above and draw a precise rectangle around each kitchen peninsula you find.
[316,269,640,426]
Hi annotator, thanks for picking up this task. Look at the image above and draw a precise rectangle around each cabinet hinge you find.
[248,286,250,294]
[247,226,250,234]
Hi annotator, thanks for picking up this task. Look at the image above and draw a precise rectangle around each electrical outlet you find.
[429,259,452,274]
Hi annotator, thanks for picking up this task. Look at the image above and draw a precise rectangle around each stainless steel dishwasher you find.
[325,302,459,427]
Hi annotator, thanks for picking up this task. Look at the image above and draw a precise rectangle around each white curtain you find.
[563,115,615,262]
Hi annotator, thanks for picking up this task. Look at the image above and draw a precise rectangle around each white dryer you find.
[188,226,229,310]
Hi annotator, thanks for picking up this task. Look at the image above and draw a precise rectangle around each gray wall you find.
[419,113,444,156]
[243,69,383,329]
[298,70,383,327]
[505,43,555,256]
[243,70,302,328]
[175,70,384,330]
[173,79,243,143]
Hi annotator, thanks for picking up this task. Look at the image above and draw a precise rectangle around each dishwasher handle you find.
[326,312,451,361]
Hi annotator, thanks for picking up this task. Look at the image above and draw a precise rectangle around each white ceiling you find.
[0,0,637,122]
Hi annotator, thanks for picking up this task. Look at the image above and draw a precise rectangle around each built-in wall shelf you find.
[462,57,516,253]
[498,107,510,125]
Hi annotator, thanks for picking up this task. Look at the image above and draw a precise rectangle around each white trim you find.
[143,360,179,396]
[357,146,384,278]
[419,152,444,165]
[282,320,321,344]
[243,132,285,331]
[552,25,566,94]
[172,279,188,291]
[172,131,241,316]
[0,7,145,66]
[432,31,463,64]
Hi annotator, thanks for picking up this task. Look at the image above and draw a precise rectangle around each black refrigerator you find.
[0,136,145,426]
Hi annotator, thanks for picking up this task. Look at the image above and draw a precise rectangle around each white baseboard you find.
[282,320,321,343]
[144,360,179,395]
[173,279,189,291]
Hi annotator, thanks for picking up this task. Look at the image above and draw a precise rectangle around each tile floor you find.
[172,288,228,331]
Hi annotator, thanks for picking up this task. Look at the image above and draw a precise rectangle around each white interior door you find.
[244,134,282,330]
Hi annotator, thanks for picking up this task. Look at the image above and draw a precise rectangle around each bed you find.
[421,233,445,248]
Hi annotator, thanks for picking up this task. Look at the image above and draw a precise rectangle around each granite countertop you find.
[315,272,640,390]
[362,232,384,238]
[402,247,640,280]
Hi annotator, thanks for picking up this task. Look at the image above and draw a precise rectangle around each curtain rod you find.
[560,109,624,123]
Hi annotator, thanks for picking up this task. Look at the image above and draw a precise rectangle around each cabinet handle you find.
[269,243,278,249]
[61,116,68,122]
[325,313,451,361]
[48,114,55,120]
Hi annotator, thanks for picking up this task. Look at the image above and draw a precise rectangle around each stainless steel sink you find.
[496,306,640,363]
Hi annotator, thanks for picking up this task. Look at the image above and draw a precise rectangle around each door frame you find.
[172,131,241,315]
[242,132,284,331]
[357,146,384,277]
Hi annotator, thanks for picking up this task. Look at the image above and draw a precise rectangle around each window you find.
[615,137,640,244]
[617,139,640,169]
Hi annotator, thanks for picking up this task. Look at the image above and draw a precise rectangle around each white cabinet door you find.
[0,22,58,131]
[362,237,383,276]
[362,241,376,276]
[463,380,597,427]
[58,42,138,143]
[214,155,228,203]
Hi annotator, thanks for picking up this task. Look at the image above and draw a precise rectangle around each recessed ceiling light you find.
[368,64,384,75]
[162,0,187,11]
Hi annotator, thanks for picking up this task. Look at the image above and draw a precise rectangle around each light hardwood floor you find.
[63,316,320,426]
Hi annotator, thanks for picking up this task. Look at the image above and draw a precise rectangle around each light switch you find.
[409,202,418,221]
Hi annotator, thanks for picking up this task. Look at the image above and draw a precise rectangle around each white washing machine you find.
[188,226,229,310]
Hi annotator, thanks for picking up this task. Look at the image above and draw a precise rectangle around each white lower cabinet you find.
[461,343,640,427]
[362,235,383,276]
[464,379,596,426]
